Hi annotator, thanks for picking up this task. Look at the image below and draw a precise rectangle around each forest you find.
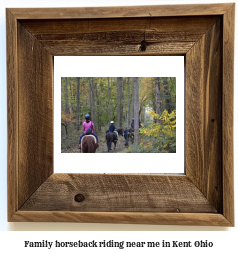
[61,77,176,153]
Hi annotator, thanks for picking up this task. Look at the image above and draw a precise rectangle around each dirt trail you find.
[101,147,127,153]
[96,137,128,153]
[61,136,129,153]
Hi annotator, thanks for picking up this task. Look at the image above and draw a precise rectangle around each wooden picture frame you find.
[7,3,234,226]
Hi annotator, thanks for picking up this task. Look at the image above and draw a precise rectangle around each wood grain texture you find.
[186,18,222,212]
[20,17,218,34]
[17,23,54,208]
[20,174,217,213]
[222,4,235,226]
[11,211,232,226]
[7,9,18,221]
[37,41,193,56]
[19,17,218,56]
[8,4,233,19]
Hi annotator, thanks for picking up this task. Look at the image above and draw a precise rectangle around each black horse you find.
[106,131,117,152]
[115,128,123,136]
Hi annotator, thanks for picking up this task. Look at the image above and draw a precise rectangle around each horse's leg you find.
[107,140,111,152]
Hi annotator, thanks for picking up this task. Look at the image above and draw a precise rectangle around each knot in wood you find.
[140,40,147,52]
[74,193,85,202]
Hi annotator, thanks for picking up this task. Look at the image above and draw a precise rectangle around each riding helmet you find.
[85,114,90,120]
[110,121,114,124]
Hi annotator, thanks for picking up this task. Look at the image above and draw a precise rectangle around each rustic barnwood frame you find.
[7,4,234,226]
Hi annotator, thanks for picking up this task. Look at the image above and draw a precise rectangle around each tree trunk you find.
[116,77,121,128]
[133,77,139,147]
[76,77,80,130]
[65,77,69,114]
[88,77,91,116]
[164,77,172,113]
[61,123,68,137]
[131,79,134,124]
[120,77,124,127]
[155,77,161,122]
[123,78,126,124]
[108,77,111,123]
[95,79,99,132]
[127,77,130,128]
[91,77,95,122]
[97,97,101,132]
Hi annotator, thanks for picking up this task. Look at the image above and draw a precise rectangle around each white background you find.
[0,0,237,253]
[55,56,184,173]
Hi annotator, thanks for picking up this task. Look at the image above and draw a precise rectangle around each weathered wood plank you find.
[20,17,218,34]
[18,23,54,208]
[33,31,201,43]
[20,18,150,34]
[39,41,193,56]
[222,3,235,226]
[6,9,18,221]
[12,211,232,226]
[8,4,233,19]
[19,16,218,56]
[20,174,217,213]
[149,16,219,34]
[186,18,222,212]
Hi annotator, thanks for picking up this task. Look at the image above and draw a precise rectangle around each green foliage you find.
[127,110,176,153]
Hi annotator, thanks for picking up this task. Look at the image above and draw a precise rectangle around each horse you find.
[106,131,118,152]
[115,127,123,136]
[81,135,99,153]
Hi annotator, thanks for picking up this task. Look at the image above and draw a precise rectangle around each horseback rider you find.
[78,114,98,149]
[106,121,118,140]
[130,118,142,131]
[109,121,116,132]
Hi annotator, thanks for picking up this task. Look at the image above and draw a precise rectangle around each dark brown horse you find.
[81,135,99,153]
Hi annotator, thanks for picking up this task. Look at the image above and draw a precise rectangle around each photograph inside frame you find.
[61,77,176,154]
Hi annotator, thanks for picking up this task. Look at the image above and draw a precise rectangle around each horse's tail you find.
[106,132,112,151]
[81,136,87,153]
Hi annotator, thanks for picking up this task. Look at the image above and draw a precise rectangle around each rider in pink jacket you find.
[78,114,98,149]
[83,120,95,134]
